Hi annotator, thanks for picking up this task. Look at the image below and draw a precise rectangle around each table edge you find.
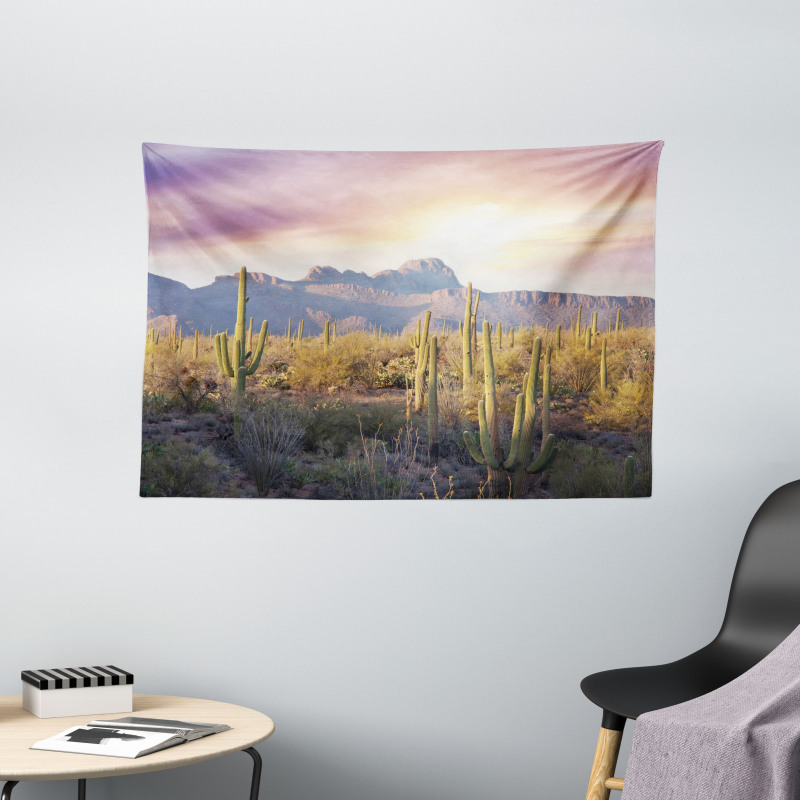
[0,694,275,782]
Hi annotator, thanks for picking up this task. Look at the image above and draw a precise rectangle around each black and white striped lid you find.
[21,665,134,690]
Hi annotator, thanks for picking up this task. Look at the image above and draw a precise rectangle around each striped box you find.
[22,666,134,718]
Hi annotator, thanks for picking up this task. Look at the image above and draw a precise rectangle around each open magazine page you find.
[32,725,180,758]
[92,717,230,739]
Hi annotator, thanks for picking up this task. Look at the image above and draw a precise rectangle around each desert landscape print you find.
[141,141,662,499]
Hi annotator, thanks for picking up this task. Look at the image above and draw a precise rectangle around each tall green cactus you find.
[600,338,608,390]
[615,308,622,336]
[323,319,331,354]
[556,323,562,350]
[623,455,635,497]
[463,325,558,498]
[471,289,480,360]
[214,267,268,395]
[193,329,199,360]
[428,336,439,460]
[541,347,552,444]
[463,282,477,397]
[414,310,431,412]
[575,305,582,340]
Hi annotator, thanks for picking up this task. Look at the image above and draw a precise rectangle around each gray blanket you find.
[621,625,800,800]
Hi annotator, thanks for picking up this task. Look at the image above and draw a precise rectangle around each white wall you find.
[2,1,798,799]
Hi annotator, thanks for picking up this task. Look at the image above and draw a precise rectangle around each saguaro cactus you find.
[471,290,481,359]
[463,326,558,498]
[463,283,476,395]
[600,339,608,390]
[556,324,562,350]
[414,310,431,412]
[623,456,635,497]
[615,308,622,336]
[428,336,439,460]
[541,347,552,443]
[323,319,331,354]
[193,329,199,360]
[214,267,268,395]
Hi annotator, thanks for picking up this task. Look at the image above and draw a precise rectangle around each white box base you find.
[23,682,133,718]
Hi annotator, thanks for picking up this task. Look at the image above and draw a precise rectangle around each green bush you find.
[547,440,626,498]
[235,402,305,496]
[140,440,225,497]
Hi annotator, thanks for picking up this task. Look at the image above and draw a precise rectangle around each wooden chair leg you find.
[585,726,623,800]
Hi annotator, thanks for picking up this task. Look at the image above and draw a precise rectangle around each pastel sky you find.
[143,141,663,297]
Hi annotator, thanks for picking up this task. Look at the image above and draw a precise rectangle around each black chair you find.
[580,479,800,800]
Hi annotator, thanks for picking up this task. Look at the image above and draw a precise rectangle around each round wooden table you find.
[0,694,275,798]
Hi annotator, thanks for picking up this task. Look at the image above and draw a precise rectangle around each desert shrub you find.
[437,376,467,431]
[547,440,627,498]
[290,339,370,391]
[336,420,423,499]
[629,433,653,496]
[438,333,466,381]
[140,439,225,497]
[300,398,405,456]
[374,356,415,389]
[551,346,600,394]
[301,399,362,455]
[357,402,406,440]
[261,358,292,390]
[142,391,178,420]
[143,349,220,413]
[235,402,305,496]
[584,377,653,433]
[492,347,530,385]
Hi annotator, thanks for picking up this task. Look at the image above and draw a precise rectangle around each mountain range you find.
[147,258,654,336]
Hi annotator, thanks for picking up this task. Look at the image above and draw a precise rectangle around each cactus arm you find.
[234,267,247,348]
[215,332,234,377]
[414,311,432,411]
[428,336,439,459]
[232,336,242,375]
[527,434,558,473]
[477,396,501,470]
[463,431,486,465]
[516,337,542,463]
[236,365,246,395]
[503,394,525,470]
[541,362,551,442]
[246,321,268,375]
[600,338,608,390]
[462,282,473,389]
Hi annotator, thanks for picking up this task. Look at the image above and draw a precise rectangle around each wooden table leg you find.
[585,727,623,800]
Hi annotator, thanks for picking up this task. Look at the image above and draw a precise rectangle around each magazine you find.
[31,716,231,759]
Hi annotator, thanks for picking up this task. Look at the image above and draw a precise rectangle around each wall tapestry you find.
[142,141,663,499]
